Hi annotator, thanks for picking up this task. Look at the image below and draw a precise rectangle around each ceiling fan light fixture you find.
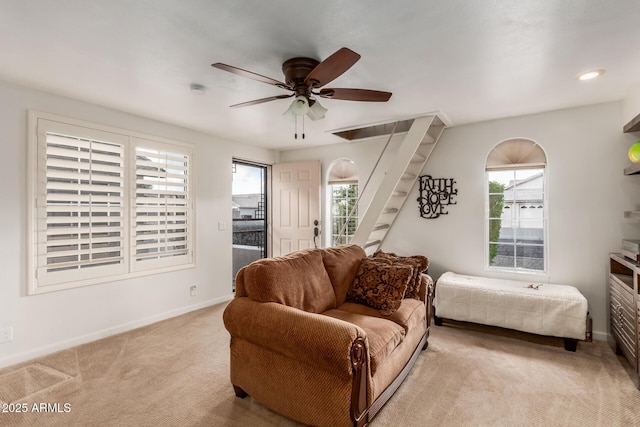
[283,95,310,120]
[307,99,327,121]
[292,95,309,114]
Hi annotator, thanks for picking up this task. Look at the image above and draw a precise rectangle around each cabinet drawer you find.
[611,311,636,354]
[611,317,636,366]
[611,298,636,332]
[610,305,636,349]
[609,298,634,330]
[610,284,637,366]
[610,285,636,326]
[609,255,639,373]
[610,275,634,304]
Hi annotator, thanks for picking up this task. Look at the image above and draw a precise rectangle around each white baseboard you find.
[591,330,609,342]
[0,294,233,369]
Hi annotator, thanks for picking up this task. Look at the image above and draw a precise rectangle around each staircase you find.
[348,114,446,255]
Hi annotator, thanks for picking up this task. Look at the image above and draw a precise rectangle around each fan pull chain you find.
[293,115,305,139]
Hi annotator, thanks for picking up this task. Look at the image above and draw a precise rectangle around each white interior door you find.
[272,160,321,256]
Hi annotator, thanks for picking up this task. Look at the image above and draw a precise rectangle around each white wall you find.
[0,80,276,367]
[281,102,640,340]
[623,82,640,126]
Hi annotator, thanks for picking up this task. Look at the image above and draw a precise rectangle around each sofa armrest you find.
[223,297,367,378]
[418,273,434,303]
[419,273,434,331]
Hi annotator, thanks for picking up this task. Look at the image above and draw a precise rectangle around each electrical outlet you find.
[0,326,13,343]
[190,284,198,296]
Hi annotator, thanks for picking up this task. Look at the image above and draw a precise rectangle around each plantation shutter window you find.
[36,121,129,288]
[30,113,195,294]
[133,142,192,271]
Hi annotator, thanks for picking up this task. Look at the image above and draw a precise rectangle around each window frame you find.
[485,168,547,275]
[330,183,359,246]
[484,138,548,276]
[28,111,195,295]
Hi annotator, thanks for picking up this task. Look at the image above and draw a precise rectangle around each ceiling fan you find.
[211,47,392,122]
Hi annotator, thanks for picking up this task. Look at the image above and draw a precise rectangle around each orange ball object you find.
[629,142,640,163]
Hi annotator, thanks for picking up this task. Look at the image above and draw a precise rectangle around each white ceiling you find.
[1,1,639,150]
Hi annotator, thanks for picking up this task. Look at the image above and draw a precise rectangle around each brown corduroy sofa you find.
[223,244,433,427]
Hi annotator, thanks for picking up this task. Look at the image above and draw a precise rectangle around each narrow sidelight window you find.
[327,159,359,246]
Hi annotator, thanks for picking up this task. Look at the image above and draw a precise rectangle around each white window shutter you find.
[30,113,195,294]
[37,128,128,288]
[133,142,192,271]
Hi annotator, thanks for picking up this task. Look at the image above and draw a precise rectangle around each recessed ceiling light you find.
[576,69,605,81]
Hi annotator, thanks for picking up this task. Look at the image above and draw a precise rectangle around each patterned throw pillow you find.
[373,251,429,300]
[347,258,413,315]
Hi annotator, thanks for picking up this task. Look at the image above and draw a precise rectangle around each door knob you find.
[313,220,320,248]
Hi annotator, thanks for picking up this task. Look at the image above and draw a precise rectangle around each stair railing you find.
[335,121,399,245]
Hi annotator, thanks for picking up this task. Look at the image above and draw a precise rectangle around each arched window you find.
[486,139,547,273]
[328,160,358,246]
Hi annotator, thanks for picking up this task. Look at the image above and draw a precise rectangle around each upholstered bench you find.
[433,272,591,351]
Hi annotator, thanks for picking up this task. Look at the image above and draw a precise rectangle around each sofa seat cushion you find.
[323,308,405,375]
[336,299,426,335]
[242,249,336,313]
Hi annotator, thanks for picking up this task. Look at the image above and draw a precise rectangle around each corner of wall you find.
[622,82,640,125]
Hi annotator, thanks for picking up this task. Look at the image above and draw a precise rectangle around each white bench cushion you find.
[434,272,588,340]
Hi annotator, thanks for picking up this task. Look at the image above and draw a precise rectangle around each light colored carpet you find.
[0,303,638,427]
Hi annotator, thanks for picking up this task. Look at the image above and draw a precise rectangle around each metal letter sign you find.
[417,175,457,219]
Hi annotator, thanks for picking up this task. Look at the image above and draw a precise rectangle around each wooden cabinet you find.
[615,115,640,387]
[624,165,640,218]
[609,254,640,387]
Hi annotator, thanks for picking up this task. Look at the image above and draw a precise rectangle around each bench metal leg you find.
[434,315,443,326]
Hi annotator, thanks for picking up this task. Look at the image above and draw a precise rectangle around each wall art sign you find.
[417,175,457,219]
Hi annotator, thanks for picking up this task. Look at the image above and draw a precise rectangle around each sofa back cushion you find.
[373,250,429,300]
[347,258,413,315]
[321,244,366,306]
[242,249,336,313]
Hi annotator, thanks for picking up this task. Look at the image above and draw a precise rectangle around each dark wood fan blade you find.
[212,63,290,89]
[230,94,293,108]
[304,47,361,88]
[318,88,392,102]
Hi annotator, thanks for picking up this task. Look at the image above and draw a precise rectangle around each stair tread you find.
[392,191,408,197]
[373,223,390,231]
[382,207,399,214]
[421,134,436,144]
[364,239,381,248]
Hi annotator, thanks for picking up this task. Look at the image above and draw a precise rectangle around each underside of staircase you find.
[348,114,446,255]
